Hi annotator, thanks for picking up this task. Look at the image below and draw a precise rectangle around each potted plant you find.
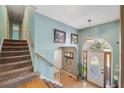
[89,40,109,51]
[112,80,118,88]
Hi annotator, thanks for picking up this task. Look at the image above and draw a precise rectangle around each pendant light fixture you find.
[87,19,93,44]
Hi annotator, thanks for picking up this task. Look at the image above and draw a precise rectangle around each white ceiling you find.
[35,5,120,29]
[7,5,25,21]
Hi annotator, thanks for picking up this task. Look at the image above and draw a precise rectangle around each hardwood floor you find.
[61,71,99,88]
[18,71,99,88]
[18,77,48,88]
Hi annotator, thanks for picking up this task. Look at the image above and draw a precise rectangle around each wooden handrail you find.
[25,27,60,69]
[35,52,60,70]
[35,52,53,66]
[54,65,60,71]
[26,26,34,47]
[35,52,62,83]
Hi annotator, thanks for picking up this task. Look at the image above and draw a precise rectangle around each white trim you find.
[119,11,121,88]
[111,51,113,86]
[0,39,4,52]
[62,70,77,79]
[40,75,63,86]
[26,39,35,69]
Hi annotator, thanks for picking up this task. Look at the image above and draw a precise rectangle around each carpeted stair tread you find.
[0,55,30,59]
[2,46,29,49]
[0,66,33,76]
[2,46,29,51]
[0,50,30,57]
[0,39,36,88]
[0,55,31,64]
[0,67,33,82]
[0,60,32,72]
[1,50,30,53]
[3,42,28,46]
[0,72,39,88]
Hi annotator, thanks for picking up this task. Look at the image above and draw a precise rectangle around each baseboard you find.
[40,75,63,86]
[62,70,77,79]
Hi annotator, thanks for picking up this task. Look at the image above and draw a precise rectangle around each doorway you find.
[9,20,21,40]
[54,47,78,84]
[12,23,20,40]
[82,38,112,87]
[54,48,62,83]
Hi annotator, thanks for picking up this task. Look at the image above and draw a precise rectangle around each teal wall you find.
[26,7,35,43]
[0,6,4,43]
[34,13,78,79]
[78,20,120,83]
[24,6,35,67]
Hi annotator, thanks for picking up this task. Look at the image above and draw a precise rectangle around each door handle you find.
[101,69,104,74]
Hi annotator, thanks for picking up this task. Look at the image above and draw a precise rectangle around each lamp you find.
[87,19,94,44]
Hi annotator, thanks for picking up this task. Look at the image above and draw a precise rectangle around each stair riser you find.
[2,47,29,51]
[0,51,30,57]
[3,43,28,46]
[0,68,33,82]
[4,39,27,43]
[0,56,31,64]
[0,62,32,72]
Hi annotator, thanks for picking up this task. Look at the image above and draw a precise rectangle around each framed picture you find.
[71,33,78,44]
[54,29,66,43]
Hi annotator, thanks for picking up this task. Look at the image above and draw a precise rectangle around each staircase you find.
[0,39,39,88]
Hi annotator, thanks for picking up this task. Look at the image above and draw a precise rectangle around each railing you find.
[26,26,34,47]
[35,52,62,83]
[35,52,53,66]
[25,26,36,68]
[25,26,62,83]
[54,66,62,83]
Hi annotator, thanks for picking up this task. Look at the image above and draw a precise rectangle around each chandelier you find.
[87,19,94,44]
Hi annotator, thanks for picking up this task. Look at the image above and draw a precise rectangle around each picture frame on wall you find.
[71,33,78,44]
[54,29,66,43]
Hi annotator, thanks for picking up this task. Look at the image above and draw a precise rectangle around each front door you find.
[87,51,104,87]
